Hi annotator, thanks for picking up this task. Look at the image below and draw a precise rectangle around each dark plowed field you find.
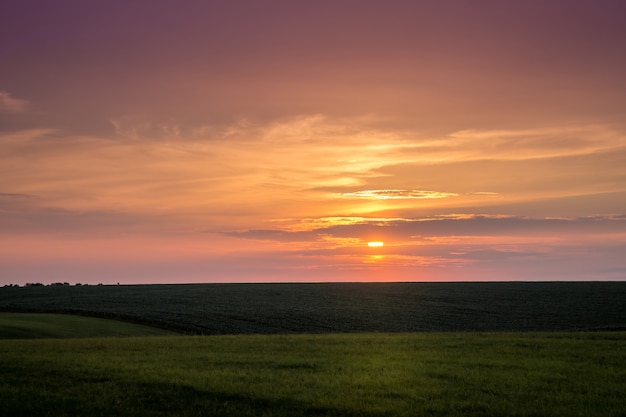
[1,282,624,334]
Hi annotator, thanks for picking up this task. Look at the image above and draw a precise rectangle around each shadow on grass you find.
[0,365,386,417]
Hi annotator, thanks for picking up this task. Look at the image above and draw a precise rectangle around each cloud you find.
[0,91,28,113]
[337,189,458,200]
[225,214,626,243]
[221,229,316,243]
[390,124,626,164]
[0,192,32,199]
[2,117,625,240]
[213,213,626,282]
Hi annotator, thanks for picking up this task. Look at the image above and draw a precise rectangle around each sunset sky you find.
[2,0,625,284]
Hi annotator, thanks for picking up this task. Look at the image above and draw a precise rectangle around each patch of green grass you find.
[0,313,176,339]
[0,332,624,416]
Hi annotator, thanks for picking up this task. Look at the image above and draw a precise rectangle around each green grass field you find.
[1,331,624,416]
[1,284,624,416]
[0,313,175,339]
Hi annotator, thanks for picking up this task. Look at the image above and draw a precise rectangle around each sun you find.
[367,241,384,247]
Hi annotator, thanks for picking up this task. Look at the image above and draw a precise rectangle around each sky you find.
[1,0,625,284]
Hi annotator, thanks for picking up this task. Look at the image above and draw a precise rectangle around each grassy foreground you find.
[0,313,175,339]
[1,332,624,416]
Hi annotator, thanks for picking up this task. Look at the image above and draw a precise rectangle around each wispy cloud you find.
[225,214,626,242]
[2,117,625,237]
[0,192,32,199]
[213,213,626,282]
[337,189,458,200]
[359,124,626,166]
[0,91,28,113]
